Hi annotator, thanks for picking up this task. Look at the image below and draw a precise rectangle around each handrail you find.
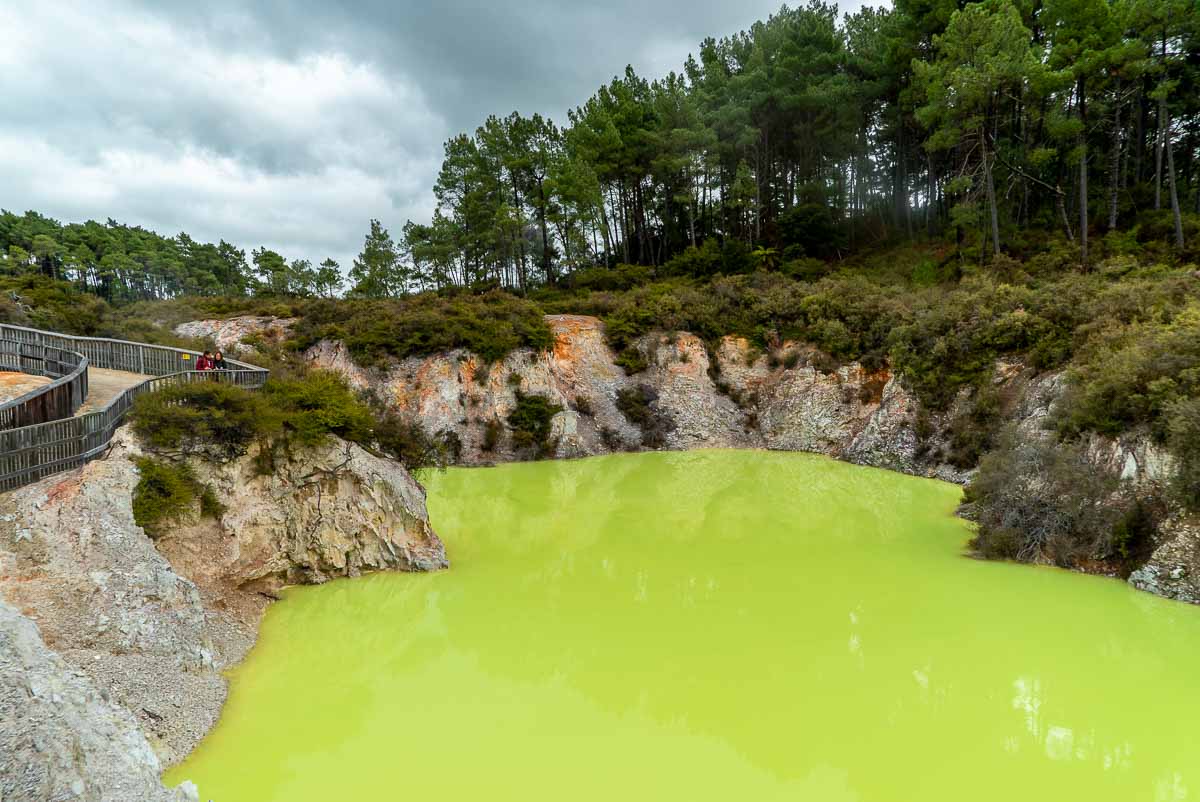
[0,323,269,492]
[0,339,90,427]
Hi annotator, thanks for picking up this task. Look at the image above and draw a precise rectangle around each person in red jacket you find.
[196,351,213,371]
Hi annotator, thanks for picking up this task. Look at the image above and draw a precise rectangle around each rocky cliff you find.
[300,315,973,482]
[0,428,445,801]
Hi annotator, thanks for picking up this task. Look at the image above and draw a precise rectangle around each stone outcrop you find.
[0,600,195,802]
[0,427,444,800]
[1129,515,1200,604]
[173,315,297,355]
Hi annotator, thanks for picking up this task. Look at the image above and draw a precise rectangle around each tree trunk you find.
[687,195,697,249]
[926,150,936,237]
[1155,94,1166,211]
[1057,186,1075,243]
[1078,77,1089,269]
[511,176,528,286]
[598,199,613,267]
[981,130,1001,257]
[1108,81,1122,230]
[1133,82,1144,185]
[1166,113,1185,250]
[536,179,552,285]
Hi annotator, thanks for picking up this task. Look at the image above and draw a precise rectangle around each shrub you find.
[616,385,675,448]
[262,371,374,446]
[662,240,723,278]
[778,201,845,259]
[965,429,1149,570]
[1055,303,1200,439]
[944,383,1003,469]
[1167,397,1200,509]
[290,291,552,366]
[130,381,275,459]
[506,392,562,457]
[131,457,219,538]
[482,418,503,452]
[570,264,653,290]
[615,348,649,375]
[0,275,111,335]
[131,371,376,459]
[372,411,454,473]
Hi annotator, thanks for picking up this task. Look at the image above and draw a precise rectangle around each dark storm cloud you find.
[0,0,870,270]
[128,0,824,126]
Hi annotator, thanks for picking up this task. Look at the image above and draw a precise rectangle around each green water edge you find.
[167,449,1200,802]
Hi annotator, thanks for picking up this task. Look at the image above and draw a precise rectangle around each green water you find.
[168,450,1200,801]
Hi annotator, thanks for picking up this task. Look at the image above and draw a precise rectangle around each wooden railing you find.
[0,324,268,492]
[0,340,89,428]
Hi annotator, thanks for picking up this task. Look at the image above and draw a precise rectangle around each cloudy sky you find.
[0,0,868,270]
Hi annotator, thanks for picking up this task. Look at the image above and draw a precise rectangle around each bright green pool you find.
[168,450,1200,801]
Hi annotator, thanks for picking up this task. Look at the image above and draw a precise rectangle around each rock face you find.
[173,315,297,355]
[305,315,973,481]
[1129,515,1200,604]
[0,427,444,799]
[0,600,194,802]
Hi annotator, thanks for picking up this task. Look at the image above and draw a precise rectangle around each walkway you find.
[0,323,269,493]
[75,368,150,415]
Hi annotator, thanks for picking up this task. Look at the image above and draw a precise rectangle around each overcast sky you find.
[0,1,870,271]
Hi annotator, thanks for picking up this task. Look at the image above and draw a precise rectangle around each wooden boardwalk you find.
[75,368,149,415]
[0,323,268,492]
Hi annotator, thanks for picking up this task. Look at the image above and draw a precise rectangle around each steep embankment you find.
[177,312,1199,604]
[0,428,445,801]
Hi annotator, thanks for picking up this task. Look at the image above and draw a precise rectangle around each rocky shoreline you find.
[0,429,445,801]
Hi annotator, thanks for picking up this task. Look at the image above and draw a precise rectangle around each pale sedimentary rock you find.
[173,315,297,354]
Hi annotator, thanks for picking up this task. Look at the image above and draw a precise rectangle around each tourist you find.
[196,351,213,371]
[212,351,228,370]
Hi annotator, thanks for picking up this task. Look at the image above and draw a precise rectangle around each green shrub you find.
[199,485,226,519]
[1056,303,1200,439]
[1167,397,1200,509]
[0,275,110,335]
[615,348,648,375]
[506,392,562,456]
[262,371,374,446]
[944,383,1003,469]
[965,429,1148,570]
[130,381,275,459]
[1111,500,1157,563]
[570,264,653,290]
[290,291,552,366]
[131,371,377,459]
[482,418,502,452]
[372,411,454,473]
[131,457,220,538]
[662,240,723,277]
[778,202,845,259]
[616,385,675,448]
